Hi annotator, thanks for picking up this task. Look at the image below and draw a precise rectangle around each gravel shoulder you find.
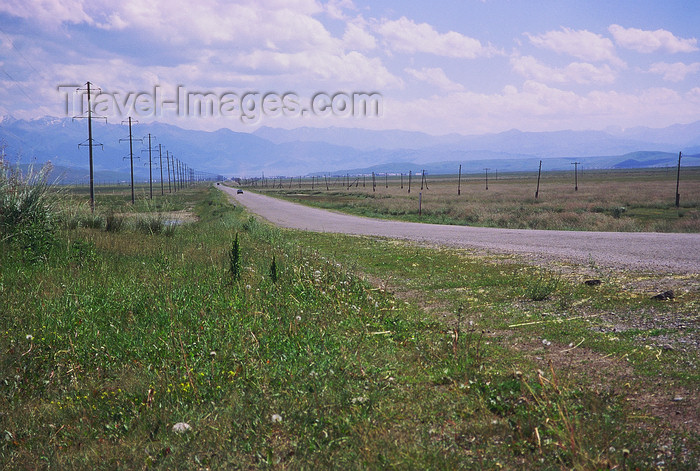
[222,186,700,274]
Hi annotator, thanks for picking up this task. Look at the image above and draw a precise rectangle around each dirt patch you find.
[515,337,698,434]
[355,251,700,438]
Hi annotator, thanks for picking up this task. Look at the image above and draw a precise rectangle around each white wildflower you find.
[271,413,282,423]
[172,422,192,433]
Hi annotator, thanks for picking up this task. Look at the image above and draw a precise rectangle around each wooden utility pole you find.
[120,117,141,204]
[158,143,164,196]
[535,160,542,199]
[572,162,580,191]
[408,170,412,193]
[675,151,682,208]
[75,81,104,212]
[165,151,172,193]
[86,82,95,211]
[484,168,490,190]
[458,164,462,195]
[145,133,154,199]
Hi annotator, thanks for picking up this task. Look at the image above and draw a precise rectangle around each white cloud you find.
[405,67,464,92]
[343,22,376,51]
[609,24,698,53]
[325,0,355,20]
[377,16,499,58]
[511,55,616,84]
[386,82,700,135]
[526,27,624,67]
[648,62,700,82]
[236,49,401,88]
[0,0,93,26]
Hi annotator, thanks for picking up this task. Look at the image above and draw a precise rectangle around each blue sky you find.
[1,0,699,135]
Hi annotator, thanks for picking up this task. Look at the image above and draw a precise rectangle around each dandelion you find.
[295,315,302,322]
[26,334,33,341]
[271,413,282,423]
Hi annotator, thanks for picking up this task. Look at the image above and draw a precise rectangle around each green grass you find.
[1,180,697,469]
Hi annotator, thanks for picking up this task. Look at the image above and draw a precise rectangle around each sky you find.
[1,0,699,136]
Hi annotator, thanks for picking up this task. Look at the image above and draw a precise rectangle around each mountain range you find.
[1,115,699,181]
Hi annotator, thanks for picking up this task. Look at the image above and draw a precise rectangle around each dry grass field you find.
[249,167,700,232]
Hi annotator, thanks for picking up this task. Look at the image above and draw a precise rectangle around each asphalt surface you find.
[221,186,700,274]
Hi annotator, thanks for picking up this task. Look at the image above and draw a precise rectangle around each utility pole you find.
[675,151,682,208]
[571,162,580,191]
[120,117,141,204]
[74,81,105,212]
[484,168,490,190]
[408,170,412,194]
[535,160,542,199]
[172,158,178,192]
[372,172,376,192]
[143,133,155,199]
[177,160,182,190]
[158,144,164,196]
[166,151,172,193]
[457,164,462,195]
[385,172,388,188]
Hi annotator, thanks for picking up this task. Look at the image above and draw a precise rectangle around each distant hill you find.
[1,115,698,177]
[329,152,699,176]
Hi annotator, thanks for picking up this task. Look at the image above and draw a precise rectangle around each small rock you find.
[651,290,674,301]
[662,344,674,351]
[172,422,192,433]
[584,279,602,286]
[673,396,683,402]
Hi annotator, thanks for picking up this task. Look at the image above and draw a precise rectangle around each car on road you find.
[237,189,243,194]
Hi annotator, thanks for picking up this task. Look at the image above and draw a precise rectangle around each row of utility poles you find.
[118,117,193,204]
[74,81,210,211]
[243,157,686,206]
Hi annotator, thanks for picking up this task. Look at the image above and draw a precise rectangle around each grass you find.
[245,168,700,232]
[1,174,698,469]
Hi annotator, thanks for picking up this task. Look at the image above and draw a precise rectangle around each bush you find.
[105,211,126,233]
[0,160,57,260]
[134,213,166,235]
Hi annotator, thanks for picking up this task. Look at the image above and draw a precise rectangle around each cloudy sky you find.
[1,0,699,135]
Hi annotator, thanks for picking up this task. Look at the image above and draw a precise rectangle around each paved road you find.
[221,186,700,274]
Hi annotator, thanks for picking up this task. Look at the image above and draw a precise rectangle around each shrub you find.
[134,213,166,234]
[104,212,126,232]
[0,159,57,260]
[525,272,560,301]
